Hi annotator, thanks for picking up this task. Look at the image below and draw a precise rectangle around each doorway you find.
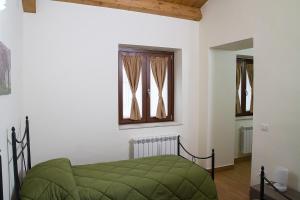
[208,38,254,200]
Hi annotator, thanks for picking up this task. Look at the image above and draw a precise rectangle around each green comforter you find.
[21,156,218,200]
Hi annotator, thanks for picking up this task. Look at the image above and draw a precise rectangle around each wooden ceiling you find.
[22,0,36,13]
[22,0,208,21]
[162,0,207,8]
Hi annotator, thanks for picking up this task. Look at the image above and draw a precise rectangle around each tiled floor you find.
[215,160,251,200]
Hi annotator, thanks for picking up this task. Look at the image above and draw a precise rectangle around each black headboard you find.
[11,116,32,200]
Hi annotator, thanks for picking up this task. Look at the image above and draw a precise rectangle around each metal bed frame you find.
[0,153,3,200]
[259,166,294,200]
[11,116,215,200]
[11,117,31,200]
[177,135,215,180]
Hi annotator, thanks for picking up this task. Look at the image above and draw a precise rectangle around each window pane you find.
[245,71,252,112]
[150,64,168,117]
[122,65,142,118]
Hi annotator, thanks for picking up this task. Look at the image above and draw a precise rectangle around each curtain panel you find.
[150,57,168,119]
[122,55,142,120]
[236,62,242,114]
[246,63,254,112]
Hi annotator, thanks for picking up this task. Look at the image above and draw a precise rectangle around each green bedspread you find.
[21,156,218,200]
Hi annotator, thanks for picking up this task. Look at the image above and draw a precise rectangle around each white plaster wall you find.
[0,0,23,198]
[199,1,255,168]
[22,0,200,166]
[209,50,236,167]
[201,0,300,191]
[251,0,300,190]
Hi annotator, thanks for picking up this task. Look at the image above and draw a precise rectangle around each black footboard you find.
[259,166,293,200]
[177,136,215,180]
[0,154,3,200]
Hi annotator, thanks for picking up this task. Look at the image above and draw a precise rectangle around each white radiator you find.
[240,127,253,154]
[130,135,178,159]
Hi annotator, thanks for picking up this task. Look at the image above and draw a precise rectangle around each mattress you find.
[21,155,217,200]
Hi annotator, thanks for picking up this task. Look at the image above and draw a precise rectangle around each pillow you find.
[21,158,80,200]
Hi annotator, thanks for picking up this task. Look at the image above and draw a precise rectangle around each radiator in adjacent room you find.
[240,127,253,154]
[130,135,178,159]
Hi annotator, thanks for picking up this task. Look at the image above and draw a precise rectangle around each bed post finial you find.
[177,135,180,156]
[212,149,215,180]
[0,154,3,200]
[12,127,15,133]
[260,166,265,200]
[25,116,32,169]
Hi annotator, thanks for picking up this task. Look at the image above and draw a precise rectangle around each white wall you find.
[209,50,236,167]
[209,48,253,167]
[22,0,200,165]
[199,1,255,170]
[201,0,300,191]
[0,0,23,199]
[251,0,300,190]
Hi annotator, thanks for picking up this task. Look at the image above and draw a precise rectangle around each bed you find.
[251,166,295,200]
[12,117,218,200]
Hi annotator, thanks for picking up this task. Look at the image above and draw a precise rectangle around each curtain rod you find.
[237,55,253,60]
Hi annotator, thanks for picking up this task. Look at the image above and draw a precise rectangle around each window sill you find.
[236,116,253,121]
[119,122,183,130]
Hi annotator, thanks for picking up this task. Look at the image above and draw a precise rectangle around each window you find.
[118,48,174,124]
[0,0,6,11]
[236,56,254,116]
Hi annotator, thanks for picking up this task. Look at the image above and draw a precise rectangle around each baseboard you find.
[208,157,251,173]
[208,164,234,172]
[215,165,234,172]
[234,155,251,164]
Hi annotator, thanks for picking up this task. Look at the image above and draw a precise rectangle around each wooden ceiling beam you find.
[162,0,208,8]
[22,0,36,13]
[55,0,202,21]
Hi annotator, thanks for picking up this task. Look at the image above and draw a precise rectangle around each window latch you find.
[147,88,151,96]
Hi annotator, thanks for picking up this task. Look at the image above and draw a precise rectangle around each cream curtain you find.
[123,55,142,120]
[236,62,242,114]
[150,57,168,119]
[246,63,254,112]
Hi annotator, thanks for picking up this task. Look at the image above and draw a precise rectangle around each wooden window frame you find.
[236,56,253,117]
[118,47,174,125]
